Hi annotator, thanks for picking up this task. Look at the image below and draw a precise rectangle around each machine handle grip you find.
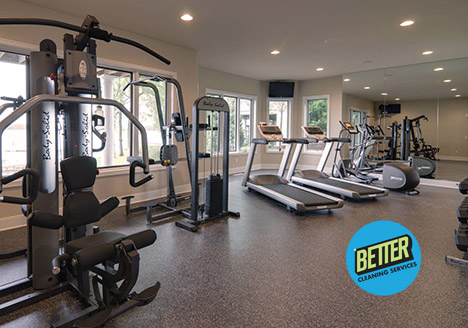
[1,168,40,204]
[129,161,153,187]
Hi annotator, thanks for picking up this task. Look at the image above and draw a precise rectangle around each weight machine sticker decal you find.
[346,220,421,296]
[79,60,87,80]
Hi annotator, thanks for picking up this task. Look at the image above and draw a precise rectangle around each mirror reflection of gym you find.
[342,57,468,182]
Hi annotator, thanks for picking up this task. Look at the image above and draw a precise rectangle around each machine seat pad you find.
[65,231,126,256]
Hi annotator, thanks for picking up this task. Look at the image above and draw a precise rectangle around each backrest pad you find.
[61,156,97,192]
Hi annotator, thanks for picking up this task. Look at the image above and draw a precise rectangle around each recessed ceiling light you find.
[364,86,370,90]
[381,92,388,96]
[422,50,433,55]
[395,98,400,101]
[180,14,193,21]
[443,79,452,83]
[270,50,280,55]
[434,67,444,71]
[450,88,457,91]
[324,38,341,44]
[316,67,324,71]
[400,20,414,27]
[455,94,461,97]
[343,78,351,82]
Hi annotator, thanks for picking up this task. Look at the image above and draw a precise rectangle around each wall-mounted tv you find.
[379,103,401,114]
[269,82,294,98]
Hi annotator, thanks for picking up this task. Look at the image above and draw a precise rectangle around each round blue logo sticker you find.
[346,220,421,296]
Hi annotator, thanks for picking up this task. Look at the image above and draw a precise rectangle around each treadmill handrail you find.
[0,94,150,180]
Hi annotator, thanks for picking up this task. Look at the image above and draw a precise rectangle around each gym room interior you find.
[0,0,467,327]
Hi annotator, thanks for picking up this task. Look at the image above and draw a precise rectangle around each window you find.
[304,96,329,151]
[0,51,28,176]
[267,99,291,149]
[205,90,255,153]
[350,109,364,146]
[92,68,132,167]
[137,76,166,160]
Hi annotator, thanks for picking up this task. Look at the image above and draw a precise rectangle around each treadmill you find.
[241,123,344,213]
[285,126,388,199]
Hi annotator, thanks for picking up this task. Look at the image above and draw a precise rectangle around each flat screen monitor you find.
[379,104,401,114]
[269,82,294,98]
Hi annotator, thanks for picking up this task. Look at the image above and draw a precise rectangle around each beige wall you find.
[259,76,344,169]
[343,93,374,123]
[0,0,198,225]
[372,98,468,160]
[197,67,264,170]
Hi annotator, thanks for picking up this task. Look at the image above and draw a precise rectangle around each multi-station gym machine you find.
[0,15,169,326]
[122,75,194,224]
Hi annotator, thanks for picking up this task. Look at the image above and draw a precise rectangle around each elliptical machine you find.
[335,121,420,194]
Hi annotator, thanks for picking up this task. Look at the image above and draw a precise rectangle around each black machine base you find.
[175,211,241,232]
[123,194,192,224]
[51,281,160,328]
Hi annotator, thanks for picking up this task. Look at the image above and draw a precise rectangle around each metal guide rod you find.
[0,94,150,178]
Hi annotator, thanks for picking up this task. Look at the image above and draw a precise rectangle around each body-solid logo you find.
[346,221,421,296]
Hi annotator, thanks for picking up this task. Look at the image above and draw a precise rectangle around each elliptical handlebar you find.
[0,17,171,65]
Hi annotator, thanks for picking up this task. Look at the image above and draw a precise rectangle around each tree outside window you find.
[305,97,328,151]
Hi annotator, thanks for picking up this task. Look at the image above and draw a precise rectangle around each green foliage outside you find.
[308,99,327,134]
[307,98,328,151]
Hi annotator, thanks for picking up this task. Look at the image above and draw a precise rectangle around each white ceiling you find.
[19,0,468,81]
[343,58,468,101]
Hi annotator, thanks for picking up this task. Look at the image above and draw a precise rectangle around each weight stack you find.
[206,174,223,217]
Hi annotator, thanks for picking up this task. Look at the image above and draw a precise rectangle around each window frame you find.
[0,39,178,177]
[205,88,257,154]
[303,95,330,154]
[0,49,29,176]
[266,97,292,152]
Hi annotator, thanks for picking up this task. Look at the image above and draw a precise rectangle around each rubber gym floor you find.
[0,172,467,327]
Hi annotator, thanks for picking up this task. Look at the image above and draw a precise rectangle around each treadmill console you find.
[340,121,358,134]
[257,124,283,141]
[302,126,326,142]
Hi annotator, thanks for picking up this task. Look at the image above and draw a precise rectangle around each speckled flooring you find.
[434,160,468,181]
[0,172,468,327]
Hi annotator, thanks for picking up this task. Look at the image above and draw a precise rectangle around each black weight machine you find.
[0,15,167,326]
[401,115,439,161]
[122,75,195,225]
[175,96,240,232]
[446,177,468,267]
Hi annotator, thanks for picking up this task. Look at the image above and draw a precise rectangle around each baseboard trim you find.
[438,156,468,162]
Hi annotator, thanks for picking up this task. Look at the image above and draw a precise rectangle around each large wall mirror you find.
[342,58,468,182]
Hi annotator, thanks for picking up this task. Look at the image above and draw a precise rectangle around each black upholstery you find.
[65,231,125,255]
[100,197,120,218]
[60,156,97,192]
[28,211,63,229]
[125,229,157,250]
[63,192,101,228]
